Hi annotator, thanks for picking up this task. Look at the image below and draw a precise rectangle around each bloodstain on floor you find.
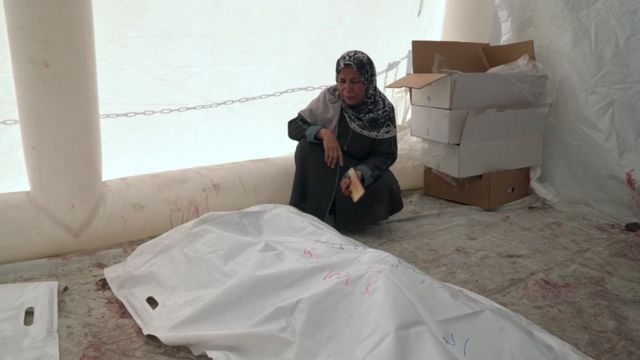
[540,277,572,291]
[629,236,640,261]
[95,278,110,292]
[594,223,620,234]
[105,297,131,319]
[79,343,105,360]
[625,169,637,192]
[523,276,574,299]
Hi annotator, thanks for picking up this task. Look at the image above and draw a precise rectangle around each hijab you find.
[299,50,396,139]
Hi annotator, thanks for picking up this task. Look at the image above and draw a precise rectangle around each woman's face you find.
[338,66,366,106]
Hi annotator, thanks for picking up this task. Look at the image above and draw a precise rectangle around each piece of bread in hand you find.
[347,167,365,203]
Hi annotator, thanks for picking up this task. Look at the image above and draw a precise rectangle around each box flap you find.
[386,73,449,89]
[412,40,490,73]
[483,40,536,67]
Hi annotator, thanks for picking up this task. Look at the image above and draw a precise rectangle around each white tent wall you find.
[441,0,495,43]
[0,0,447,264]
[6,0,636,265]
[89,0,445,181]
[4,0,103,231]
[0,3,24,192]
[493,0,640,223]
[0,157,296,264]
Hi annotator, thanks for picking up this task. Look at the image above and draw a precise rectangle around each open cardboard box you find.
[420,105,549,178]
[424,167,530,210]
[387,40,547,110]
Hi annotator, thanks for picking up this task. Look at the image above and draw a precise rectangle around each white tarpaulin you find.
[105,205,589,360]
[0,281,59,360]
[492,0,640,223]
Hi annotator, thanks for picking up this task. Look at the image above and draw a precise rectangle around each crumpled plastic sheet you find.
[0,281,59,360]
[105,204,589,360]
[492,0,640,222]
[393,122,426,177]
[486,54,549,106]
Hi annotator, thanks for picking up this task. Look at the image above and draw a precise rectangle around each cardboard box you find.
[410,105,466,144]
[424,167,530,210]
[387,40,547,110]
[420,106,548,177]
[410,105,549,145]
[423,136,542,178]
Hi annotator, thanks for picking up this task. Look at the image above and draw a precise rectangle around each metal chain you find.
[1,119,19,126]
[99,85,329,119]
[0,85,329,125]
[1,54,411,125]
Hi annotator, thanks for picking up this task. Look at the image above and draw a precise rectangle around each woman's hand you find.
[318,129,343,168]
[340,169,362,196]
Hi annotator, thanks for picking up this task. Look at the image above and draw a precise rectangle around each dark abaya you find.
[288,112,403,230]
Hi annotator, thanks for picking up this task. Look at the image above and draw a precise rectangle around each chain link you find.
[0,85,329,125]
[1,54,409,126]
[98,85,329,120]
[0,52,412,126]
[1,119,19,125]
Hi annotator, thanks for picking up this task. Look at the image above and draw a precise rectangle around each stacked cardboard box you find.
[387,40,549,209]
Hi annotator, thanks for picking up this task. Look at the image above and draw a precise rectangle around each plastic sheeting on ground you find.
[0,281,59,360]
[105,205,589,360]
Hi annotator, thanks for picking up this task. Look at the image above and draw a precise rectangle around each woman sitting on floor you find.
[288,50,403,230]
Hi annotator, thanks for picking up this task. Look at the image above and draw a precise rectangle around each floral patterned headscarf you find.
[334,50,396,139]
[299,50,396,139]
